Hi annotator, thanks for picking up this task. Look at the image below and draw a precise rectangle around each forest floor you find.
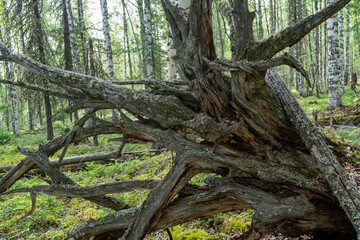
[0,85,359,240]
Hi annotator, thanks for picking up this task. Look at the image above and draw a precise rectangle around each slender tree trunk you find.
[66,0,82,122]
[270,0,275,34]
[77,0,88,74]
[344,9,350,85]
[100,0,119,122]
[257,0,264,40]
[3,0,18,136]
[327,0,342,109]
[33,0,53,140]
[137,0,146,77]
[66,0,82,74]
[63,0,75,123]
[144,0,153,79]
[37,100,42,127]
[167,30,177,81]
[339,9,345,90]
[215,2,224,58]
[315,0,320,97]
[125,4,143,79]
[88,38,99,146]
[263,0,270,37]
[324,5,328,93]
[28,99,34,131]
[121,0,133,79]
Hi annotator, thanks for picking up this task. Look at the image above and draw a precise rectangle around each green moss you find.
[219,211,253,234]
[172,226,212,240]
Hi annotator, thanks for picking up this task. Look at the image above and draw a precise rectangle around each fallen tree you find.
[0,0,359,239]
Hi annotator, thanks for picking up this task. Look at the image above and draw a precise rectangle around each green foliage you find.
[0,103,9,111]
[0,131,12,145]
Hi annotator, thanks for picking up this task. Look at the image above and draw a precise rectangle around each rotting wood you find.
[0,0,358,239]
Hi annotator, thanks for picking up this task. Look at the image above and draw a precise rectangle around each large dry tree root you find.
[0,0,359,239]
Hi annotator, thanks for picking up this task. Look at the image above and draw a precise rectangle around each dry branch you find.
[0,78,78,100]
[0,124,123,193]
[17,145,128,210]
[2,179,161,198]
[0,149,167,174]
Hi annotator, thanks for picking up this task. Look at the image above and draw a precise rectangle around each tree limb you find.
[0,43,197,128]
[266,69,360,234]
[0,124,123,193]
[249,0,351,60]
[123,155,197,240]
[0,149,166,174]
[17,145,129,210]
[204,53,311,86]
[0,78,79,100]
[58,109,96,165]
[1,179,161,198]
[63,100,116,114]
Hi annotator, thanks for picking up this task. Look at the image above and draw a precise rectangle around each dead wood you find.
[0,0,358,239]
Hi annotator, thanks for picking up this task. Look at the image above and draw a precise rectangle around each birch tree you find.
[100,0,119,121]
[339,9,345,90]
[65,0,82,74]
[144,0,153,78]
[327,0,342,109]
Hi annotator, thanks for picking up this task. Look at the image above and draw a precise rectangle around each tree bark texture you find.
[0,0,358,239]
[327,0,342,109]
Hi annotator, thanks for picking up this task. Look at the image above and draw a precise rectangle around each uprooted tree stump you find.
[1,0,360,239]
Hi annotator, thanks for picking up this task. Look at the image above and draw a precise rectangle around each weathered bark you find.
[0,149,165,174]
[0,0,358,239]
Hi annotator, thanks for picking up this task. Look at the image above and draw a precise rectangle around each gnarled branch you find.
[249,0,351,60]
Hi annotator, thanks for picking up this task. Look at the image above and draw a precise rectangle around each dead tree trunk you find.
[0,0,359,239]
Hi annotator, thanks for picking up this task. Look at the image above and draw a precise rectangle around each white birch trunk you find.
[167,32,177,81]
[327,0,342,109]
[100,0,119,121]
[344,9,350,85]
[65,0,82,74]
[100,0,115,80]
[339,9,345,90]
[144,0,153,79]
